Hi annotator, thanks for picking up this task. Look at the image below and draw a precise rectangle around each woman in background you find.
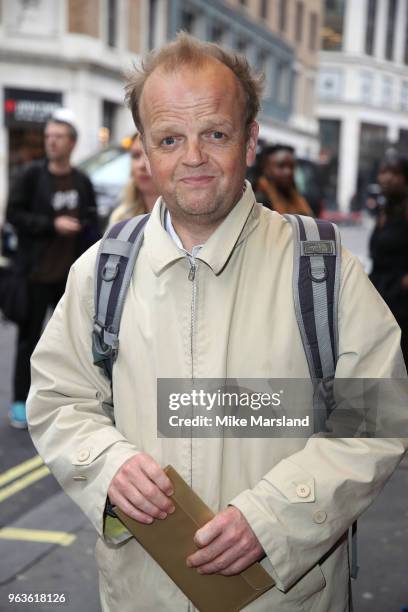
[369,150,408,364]
[109,133,159,225]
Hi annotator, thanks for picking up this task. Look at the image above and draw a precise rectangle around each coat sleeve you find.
[229,251,408,591]
[26,245,140,539]
[6,165,55,237]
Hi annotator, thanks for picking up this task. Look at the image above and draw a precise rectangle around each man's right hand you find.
[54,215,81,235]
[108,453,175,524]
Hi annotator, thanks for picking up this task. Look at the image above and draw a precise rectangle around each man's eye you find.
[212,131,225,140]
[161,136,176,146]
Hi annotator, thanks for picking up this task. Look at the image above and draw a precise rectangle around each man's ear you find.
[246,121,259,167]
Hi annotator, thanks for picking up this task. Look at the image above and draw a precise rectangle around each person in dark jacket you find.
[6,108,99,428]
[369,150,408,365]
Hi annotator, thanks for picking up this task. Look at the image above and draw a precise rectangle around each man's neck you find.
[48,159,72,176]
[169,217,217,253]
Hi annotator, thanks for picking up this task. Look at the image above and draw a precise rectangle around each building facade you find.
[151,0,323,156]
[0,0,323,217]
[0,0,142,216]
[318,0,408,211]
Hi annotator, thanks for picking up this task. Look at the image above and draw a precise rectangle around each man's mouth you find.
[179,176,215,185]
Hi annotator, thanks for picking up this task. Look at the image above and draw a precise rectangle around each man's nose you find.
[183,138,207,166]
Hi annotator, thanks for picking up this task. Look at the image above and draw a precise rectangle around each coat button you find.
[77,449,90,462]
[313,510,327,524]
[296,484,311,498]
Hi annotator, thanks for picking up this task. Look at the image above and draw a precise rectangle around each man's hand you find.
[54,216,81,235]
[108,453,175,524]
[186,506,264,575]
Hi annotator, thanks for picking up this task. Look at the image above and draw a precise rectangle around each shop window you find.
[322,0,345,51]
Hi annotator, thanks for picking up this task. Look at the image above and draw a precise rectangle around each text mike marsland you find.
[169,415,311,428]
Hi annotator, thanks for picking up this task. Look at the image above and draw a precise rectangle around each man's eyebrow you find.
[150,117,235,135]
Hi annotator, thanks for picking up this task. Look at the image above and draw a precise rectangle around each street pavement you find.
[0,215,407,612]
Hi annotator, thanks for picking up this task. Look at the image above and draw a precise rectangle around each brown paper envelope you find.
[113,465,275,612]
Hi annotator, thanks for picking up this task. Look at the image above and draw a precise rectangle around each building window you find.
[279,0,287,33]
[309,12,318,52]
[358,123,388,206]
[381,76,393,107]
[360,71,374,104]
[404,3,408,64]
[180,8,196,34]
[401,81,408,111]
[305,77,315,116]
[386,0,397,60]
[107,0,117,47]
[148,0,157,49]
[260,0,268,19]
[210,22,225,43]
[277,63,290,106]
[365,0,377,55]
[256,49,272,97]
[318,69,343,99]
[322,0,345,51]
[318,119,341,210]
[236,36,248,55]
[102,100,116,143]
[238,0,247,5]
[295,2,304,44]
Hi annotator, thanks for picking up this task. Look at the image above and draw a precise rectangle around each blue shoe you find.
[9,401,28,429]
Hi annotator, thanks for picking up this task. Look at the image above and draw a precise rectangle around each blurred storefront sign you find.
[3,88,62,183]
[4,88,62,128]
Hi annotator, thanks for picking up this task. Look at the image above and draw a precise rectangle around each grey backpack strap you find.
[284,214,341,384]
[92,214,149,385]
[285,213,359,579]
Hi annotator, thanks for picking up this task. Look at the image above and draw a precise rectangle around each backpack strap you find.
[285,213,359,579]
[285,214,341,382]
[92,214,150,385]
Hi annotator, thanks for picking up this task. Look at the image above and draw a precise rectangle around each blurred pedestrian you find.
[369,150,408,364]
[256,144,313,216]
[109,133,159,225]
[5,108,99,428]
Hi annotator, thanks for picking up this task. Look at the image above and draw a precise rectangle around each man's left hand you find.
[186,506,264,575]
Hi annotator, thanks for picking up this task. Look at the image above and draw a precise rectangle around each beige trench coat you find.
[27,184,407,612]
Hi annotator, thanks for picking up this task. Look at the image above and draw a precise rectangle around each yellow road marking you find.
[0,527,76,546]
[0,466,50,503]
[0,455,44,488]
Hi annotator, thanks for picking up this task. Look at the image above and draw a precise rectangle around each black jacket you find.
[6,161,100,277]
[369,198,408,326]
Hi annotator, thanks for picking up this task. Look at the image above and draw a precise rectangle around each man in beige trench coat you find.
[27,34,408,612]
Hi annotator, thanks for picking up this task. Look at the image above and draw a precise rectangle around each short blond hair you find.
[125,32,264,137]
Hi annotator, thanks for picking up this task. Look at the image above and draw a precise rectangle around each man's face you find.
[44,122,76,163]
[139,61,258,226]
[264,150,295,192]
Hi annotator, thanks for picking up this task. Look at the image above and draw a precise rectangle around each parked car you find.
[78,141,131,229]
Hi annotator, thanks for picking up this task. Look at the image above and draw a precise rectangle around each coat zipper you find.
[187,255,197,612]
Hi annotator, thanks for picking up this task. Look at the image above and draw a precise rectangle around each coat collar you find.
[144,180,260,276]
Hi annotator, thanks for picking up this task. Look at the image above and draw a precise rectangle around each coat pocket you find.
[244,561,326,611]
